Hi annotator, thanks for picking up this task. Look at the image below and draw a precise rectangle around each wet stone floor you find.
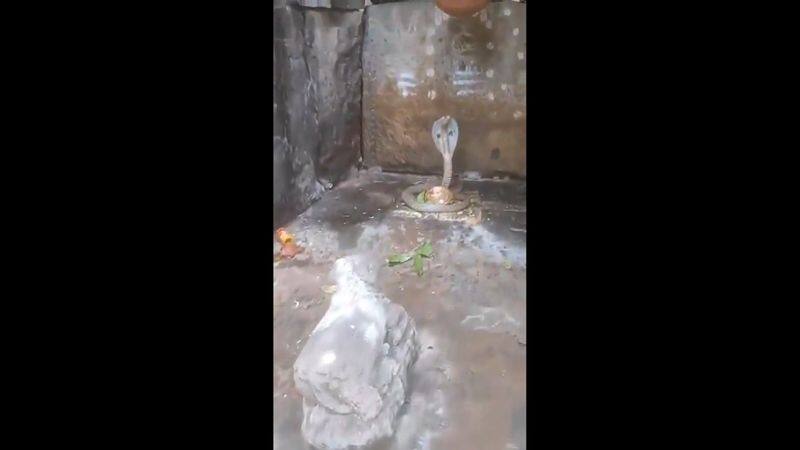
[274,171,527,450]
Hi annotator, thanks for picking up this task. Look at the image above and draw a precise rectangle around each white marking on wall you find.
[487,92,495,101]
[396,73,417,88]
[503,8,511,16]
[453,80,482,86]
[486,69,494,78]
[517,52,524,60]
[513,27,519,36]
[453,66,484,86]
[513,110,523,119]
[397,72,418,97]
[427,90,436,100]
[426,44,435,55]
[486,42,494,50]
[426,68,435,78]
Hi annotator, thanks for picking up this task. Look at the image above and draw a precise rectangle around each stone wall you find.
[274,0,527,228]
[273,0,365,228]
[362,0,526,178]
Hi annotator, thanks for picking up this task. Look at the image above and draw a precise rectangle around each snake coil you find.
[401,116,472,213]
[401,183,471,212]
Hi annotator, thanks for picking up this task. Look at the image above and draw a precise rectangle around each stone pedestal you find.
[293,258,418,449]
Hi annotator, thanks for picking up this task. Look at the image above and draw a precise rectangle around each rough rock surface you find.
[293,258,418,449]
[273,2,364,229]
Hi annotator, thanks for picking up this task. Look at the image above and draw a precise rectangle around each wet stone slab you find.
[274,171,526,450]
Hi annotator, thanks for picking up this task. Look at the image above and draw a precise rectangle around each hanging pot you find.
[435,0,490,18]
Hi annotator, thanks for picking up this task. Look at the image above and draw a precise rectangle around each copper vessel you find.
[435,0,490,18]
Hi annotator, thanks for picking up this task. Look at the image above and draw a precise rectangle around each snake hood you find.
[432,116,459,189]
[432,115,459,160]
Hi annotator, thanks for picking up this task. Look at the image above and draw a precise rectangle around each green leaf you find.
[413,254,424,276]
[416,190,426,203]
[387,252,414,266]
[417,242,433,258]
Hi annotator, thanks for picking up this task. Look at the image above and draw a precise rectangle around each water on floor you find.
[274,171,527,450]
